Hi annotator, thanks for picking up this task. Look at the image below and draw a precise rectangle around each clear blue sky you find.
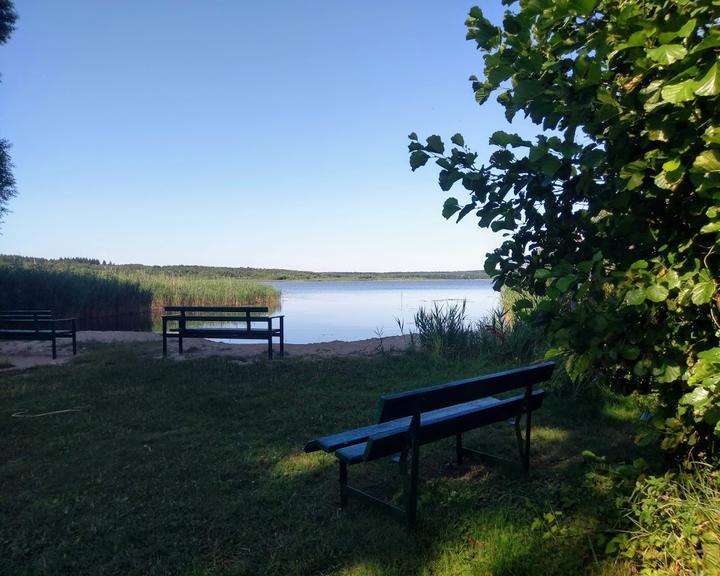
[0,0,530,272]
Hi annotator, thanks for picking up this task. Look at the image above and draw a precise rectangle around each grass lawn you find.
[0,345,653,575]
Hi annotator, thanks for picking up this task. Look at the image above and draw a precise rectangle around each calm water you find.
[260,280,498,344]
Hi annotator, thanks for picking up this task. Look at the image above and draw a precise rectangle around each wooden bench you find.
[304,362,555,526]
[162,305,284,359]
[0,310,77,359]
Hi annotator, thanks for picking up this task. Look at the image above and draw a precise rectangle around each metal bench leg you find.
[51,326,57,359]
[280,326,284,357]
[456,433,463,465]
[268,337,273,359]
[179,335,183,354]
[72,330,77,355]
[339,461,348,509]
[162,317,167,357]
[405,444,419,528]
[514,413,531,474]
[524,411,532,474]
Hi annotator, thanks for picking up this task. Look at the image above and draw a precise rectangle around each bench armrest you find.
[268,315,285,319]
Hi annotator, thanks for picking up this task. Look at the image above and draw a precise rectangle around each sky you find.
[0,0,533,272]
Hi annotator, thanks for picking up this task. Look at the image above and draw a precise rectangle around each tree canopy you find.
[411,0,720,455]
[0,0,16,228]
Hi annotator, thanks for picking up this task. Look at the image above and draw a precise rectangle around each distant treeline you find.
[0,255,281,330]
[0,255,488,281]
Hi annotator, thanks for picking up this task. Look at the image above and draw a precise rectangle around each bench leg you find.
[72,331,77,355]
[280,332,284,357]
[51,335,57,360]
[163,333,167,357]
[515,414,531,474]
[456,433,463,465]
[524,411,532,474]
[268,337,273,359]
[179,335,183,355]
[403,447,419,528]
[339,461,348,509]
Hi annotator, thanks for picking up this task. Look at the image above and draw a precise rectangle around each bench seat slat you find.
[334,391,544,463]
[306,395,512,454]
[365,390,543,461]
[165,328,280,338]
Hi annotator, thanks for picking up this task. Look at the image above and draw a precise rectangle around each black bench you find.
[304,362,555,526]
[162,305,284,359]
[0,310,77,359]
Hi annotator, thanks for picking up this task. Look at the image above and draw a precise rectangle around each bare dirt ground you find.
[0,331,411,372]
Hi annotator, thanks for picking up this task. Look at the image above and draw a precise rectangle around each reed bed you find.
[0,261,280,329]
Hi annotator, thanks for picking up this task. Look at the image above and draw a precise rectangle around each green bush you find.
[410,0,720,457]
[608,463,720,574]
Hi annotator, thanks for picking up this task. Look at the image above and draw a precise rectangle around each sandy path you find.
[0,331,411,371]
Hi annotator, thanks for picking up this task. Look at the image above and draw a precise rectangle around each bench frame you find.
[305,362,555,526]
[0,310,77,359]
[162,305,284,359]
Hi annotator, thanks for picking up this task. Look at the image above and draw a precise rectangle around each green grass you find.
[0,346,654,575]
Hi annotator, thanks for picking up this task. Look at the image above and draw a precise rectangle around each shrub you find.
[612,463,720,574]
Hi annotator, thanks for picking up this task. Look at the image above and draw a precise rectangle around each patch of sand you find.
[0,331,411,372]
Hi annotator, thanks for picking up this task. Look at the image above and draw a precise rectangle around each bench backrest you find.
[376,361,555,422]
[164,306,269,314]
[0,310,53,317]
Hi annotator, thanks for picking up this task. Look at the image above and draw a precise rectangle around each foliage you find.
[0,344,651,575]
[0,0,16,227]
[414,300,474,357]
[611,463,720,574]
[413,295,546,366]
[410,1,720,455]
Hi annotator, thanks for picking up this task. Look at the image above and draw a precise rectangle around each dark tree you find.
[0,0,16,227]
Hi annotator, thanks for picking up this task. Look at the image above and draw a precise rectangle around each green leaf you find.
[410,150,430,171]
[646,44,687,65]
[425,135,445,154]
[661,79,697,103]
[570,0,596,17]
[701,222,720,234]
[680,387,709,407]
[693,150,720,172]
[645,284,669,302]
[703,126,720,145]
[534,269,551,280]
[691,281,716,305]
[489,131,530,148]
[408,132,418,141]
[698,348,720,363]
[676,19,697,39]
[465,9,500,49]
[694,63,720,97]
[442,197,460,219]
[662,159,681,172]
[438,169,463,192]
[625,288,646,306]
[450,133,464,147]
[556,275,575,293]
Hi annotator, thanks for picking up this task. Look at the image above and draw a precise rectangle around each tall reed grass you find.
[0,261,280,329]
[413,290,545,364]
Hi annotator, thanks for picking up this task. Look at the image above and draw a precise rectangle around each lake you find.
[261,279,499,343]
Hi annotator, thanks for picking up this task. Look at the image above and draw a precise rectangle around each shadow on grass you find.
[0,345,653,575]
